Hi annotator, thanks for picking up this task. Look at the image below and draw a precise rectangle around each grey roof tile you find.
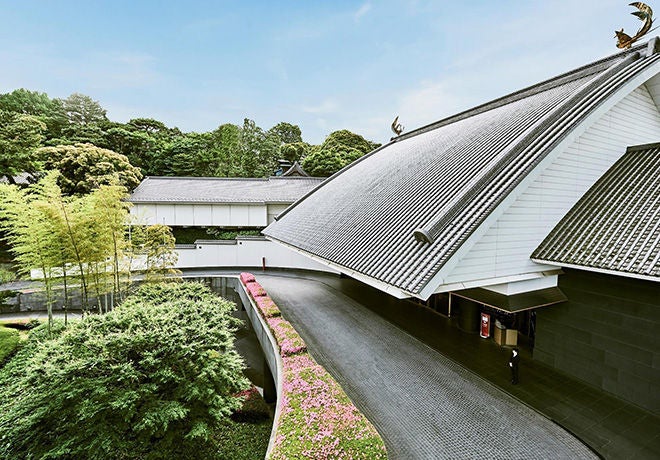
[128,176,325,204]
[264,41,660,295]
[532,143,660,278]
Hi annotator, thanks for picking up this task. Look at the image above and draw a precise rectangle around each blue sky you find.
[0,0,646,143]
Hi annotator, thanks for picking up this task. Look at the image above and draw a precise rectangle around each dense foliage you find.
[37,143,143,195]
[302,129,381,177]
[0,87,381,182]
[0,173,178,327]
[0,325,19,364]
[0,282,252,459]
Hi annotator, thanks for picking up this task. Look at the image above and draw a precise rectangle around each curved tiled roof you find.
[532,143,660,279]
[264,40,660,295]
[128,176,325,204]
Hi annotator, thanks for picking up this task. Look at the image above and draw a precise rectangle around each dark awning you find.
[451,287,567,313]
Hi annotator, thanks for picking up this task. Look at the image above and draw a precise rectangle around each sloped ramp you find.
[257,274,597,460]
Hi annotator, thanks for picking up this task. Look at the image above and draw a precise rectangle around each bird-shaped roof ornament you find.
[391,116,404,136]
[615,2,655,49]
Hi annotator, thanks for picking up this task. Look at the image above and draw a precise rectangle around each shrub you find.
[255,296,281,318]
[0,282,250,459]
[240,272,256,284]
[245,281,267,298]
[267,317,307,357]
[0,267,16,284]
[272,353,387,460]
[0,325,19,365]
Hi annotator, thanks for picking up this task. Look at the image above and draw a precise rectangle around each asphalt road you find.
[257,272,597,460]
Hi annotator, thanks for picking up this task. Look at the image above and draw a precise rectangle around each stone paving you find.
[257,273,597,460]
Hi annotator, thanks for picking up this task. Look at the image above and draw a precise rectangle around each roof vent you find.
[413,228,434,244]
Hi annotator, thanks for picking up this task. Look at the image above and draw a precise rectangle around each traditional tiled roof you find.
[281,161,309,177]
[128,176,325,204]
[532,143,660,280]
[264,39,660,296]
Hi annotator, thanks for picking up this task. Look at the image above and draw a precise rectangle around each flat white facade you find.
[131,203,289,227]
[175,238,339,273]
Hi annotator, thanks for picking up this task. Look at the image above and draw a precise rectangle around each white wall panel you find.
[212,205,231,226]
[156,204,176,225]
[444,84,660,285]
[175,239,338,273]
[267,204,289,224]
[130,203,270,227]
[175,206,193,226]
[193,205,213,226]
[248,205,267,226]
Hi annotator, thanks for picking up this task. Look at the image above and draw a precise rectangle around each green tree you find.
[0,89,67,140]
[0,176,64,331]
[237,118,280,177]
[209,123,242,177]
[61,92,107,126]
[160,133,213,177]
[268,122,302,145]
[131,224,179,283]
[301,130,380,177]
[0,282,250,459]
[37,143,142,195]
[280,141,311,164]
[0,110,46,181]
[121,118,183,176]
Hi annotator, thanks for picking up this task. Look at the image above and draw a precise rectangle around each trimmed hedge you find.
[239,273,387,459]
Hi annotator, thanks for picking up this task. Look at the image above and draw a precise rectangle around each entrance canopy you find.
[451,287,567,313]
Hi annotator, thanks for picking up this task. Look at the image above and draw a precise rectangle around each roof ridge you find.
[414,50,646,244]
[268,176,325,181]
[142,176,270,182]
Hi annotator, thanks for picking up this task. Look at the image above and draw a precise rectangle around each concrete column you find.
[262,358,276,403]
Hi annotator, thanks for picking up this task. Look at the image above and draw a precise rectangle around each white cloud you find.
[354,2,372,21]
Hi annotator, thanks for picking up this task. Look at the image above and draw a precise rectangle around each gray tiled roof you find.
[532,143,660,279]
[128,176,325,204]
[264,40,660,295]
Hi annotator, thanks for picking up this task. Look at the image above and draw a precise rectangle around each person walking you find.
[509,348,520,384]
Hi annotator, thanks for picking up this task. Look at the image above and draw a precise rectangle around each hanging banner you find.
[480,312,491,338]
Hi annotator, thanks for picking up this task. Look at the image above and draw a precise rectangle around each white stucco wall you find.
[175,237,339,273]
[131,203,268,227]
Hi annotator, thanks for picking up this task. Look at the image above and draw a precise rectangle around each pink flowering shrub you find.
[255,296,281,318]
[267,317,307,357]
[239,275,387,459]
[245,281,267,298]
[270,353,387,460]
[239,272,255,284]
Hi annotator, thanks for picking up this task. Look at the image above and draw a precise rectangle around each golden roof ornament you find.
[615,2,654,49]
[391,116,404,136]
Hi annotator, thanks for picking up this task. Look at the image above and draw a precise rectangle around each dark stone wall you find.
[534,268,660,414]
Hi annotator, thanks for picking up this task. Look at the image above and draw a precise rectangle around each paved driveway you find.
[257,273,596,460]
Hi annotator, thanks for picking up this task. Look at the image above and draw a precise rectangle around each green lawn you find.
[214,388,272,459]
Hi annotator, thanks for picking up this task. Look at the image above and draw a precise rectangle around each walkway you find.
[256,272,598,460]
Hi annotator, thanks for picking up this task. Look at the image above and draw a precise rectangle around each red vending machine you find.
[480,312,491,338]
